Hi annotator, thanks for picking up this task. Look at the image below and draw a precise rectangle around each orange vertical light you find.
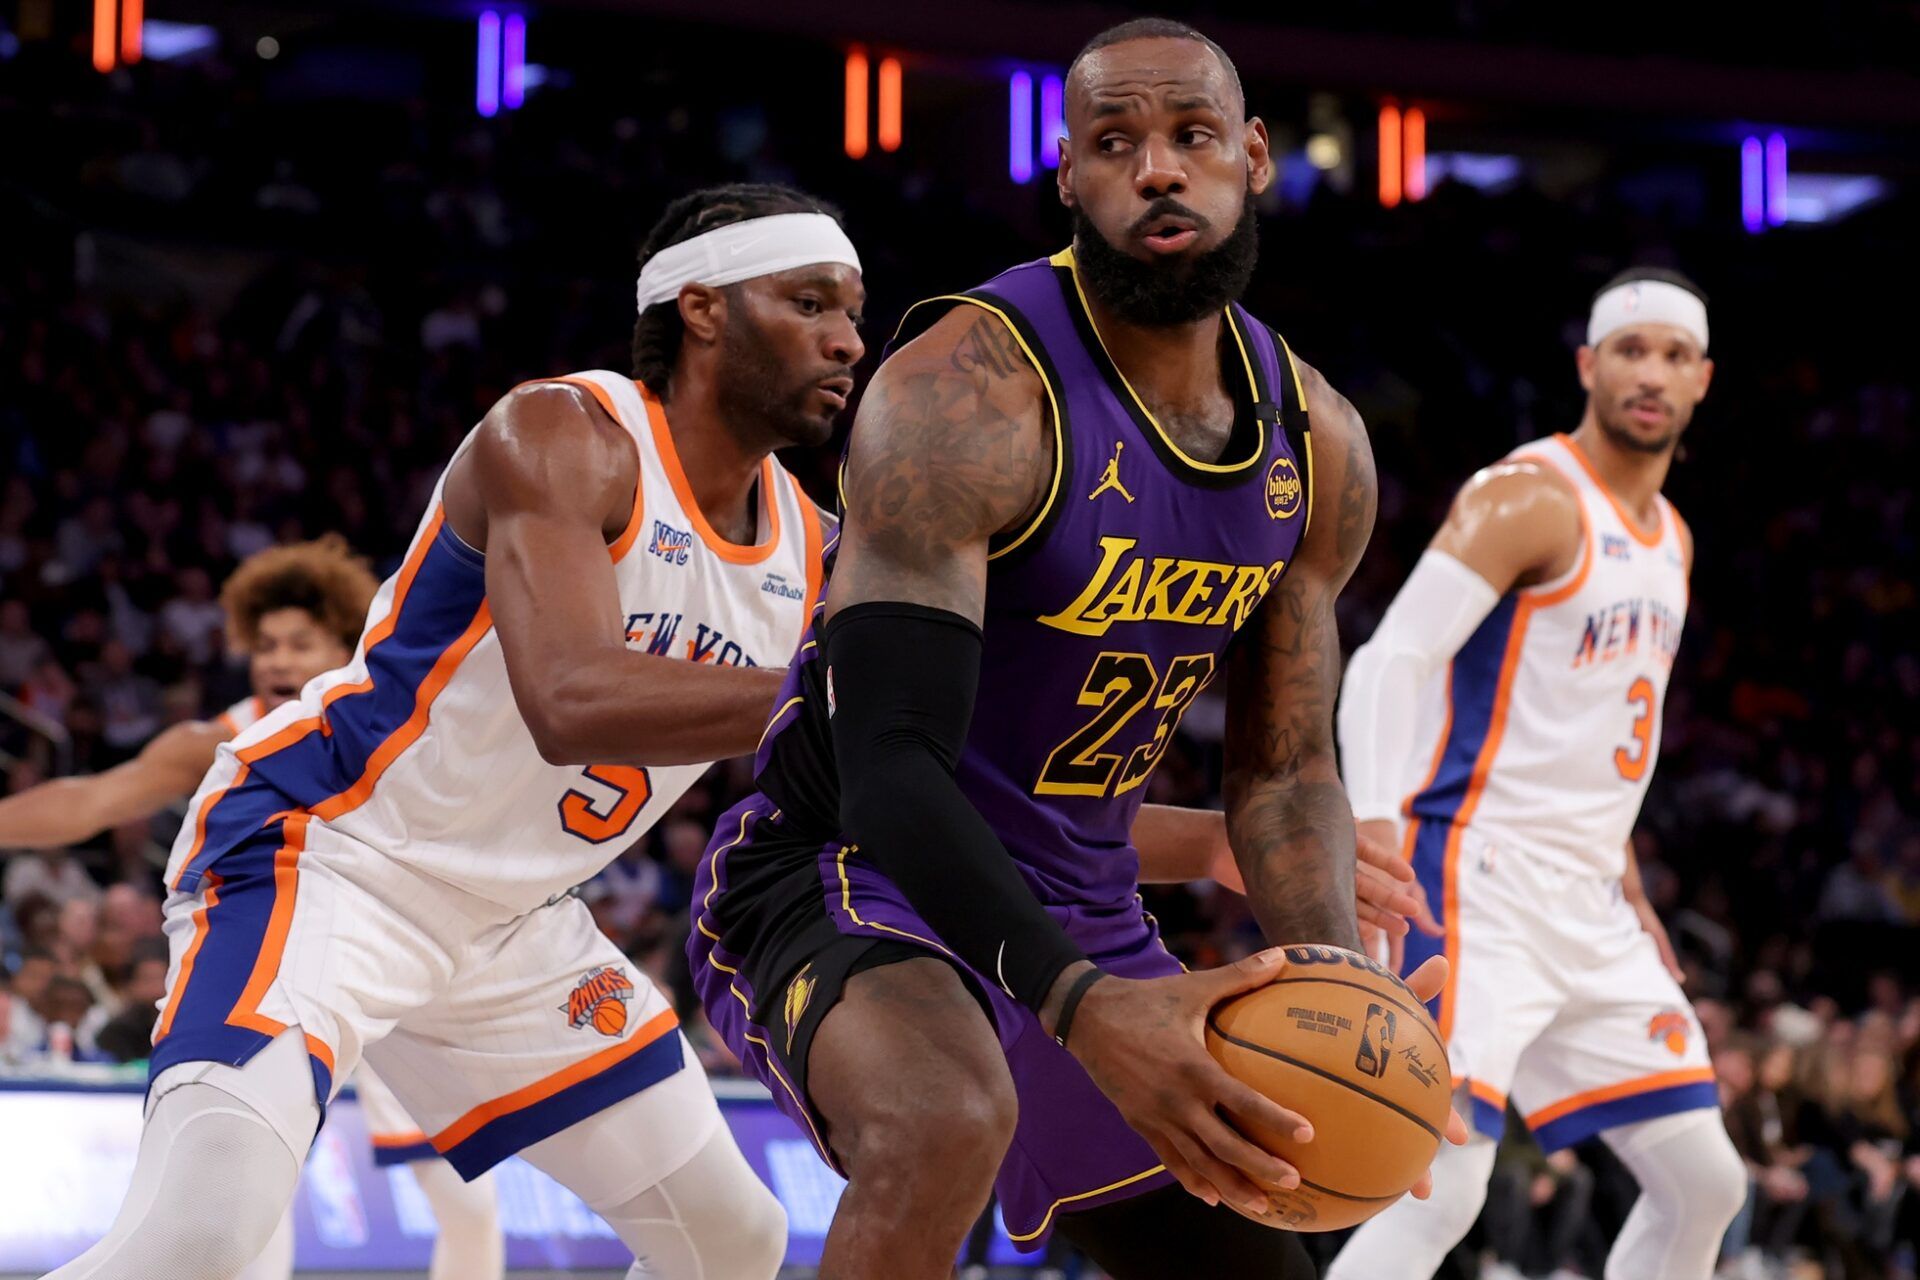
[844,49,869,160]
[1404,107,1426,201]
[1378,104,1402,208]
[93,0,116,72]
[877,57,902,153]
[120,0,143,64]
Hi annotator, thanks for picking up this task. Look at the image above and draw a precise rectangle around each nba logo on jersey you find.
[649,520,694,566]
[1602,532,1631,560]
[563,965,636,1036]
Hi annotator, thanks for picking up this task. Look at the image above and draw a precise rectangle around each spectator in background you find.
[0,600,50,689]
[3,849,100,909]
[93,640,164,758]
[95,935,169,1064]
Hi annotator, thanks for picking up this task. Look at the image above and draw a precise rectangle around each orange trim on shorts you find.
[371,1129,432,1148]
[544,376,646,562]
[154,870,224,1041]
[308,602,493,822]
[1523,1066,1716,1131]
[430,1006,680,1153]
[305,1033,336,1080]
[1554,432,1662,547]
[225,812,312,1040]
[1467,1078,1508,1110]
[635,382,783,565]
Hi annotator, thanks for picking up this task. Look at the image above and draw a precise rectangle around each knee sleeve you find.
[45,1082,303,1280]
[231,1205,293,1280]
[405,1161,504,1280]
[1603,1109,1747,1280]
[596,1127,787,1280]
[1325,1137,1499,1280]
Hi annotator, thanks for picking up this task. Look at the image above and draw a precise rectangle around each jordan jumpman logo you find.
[1088,440,1136,503]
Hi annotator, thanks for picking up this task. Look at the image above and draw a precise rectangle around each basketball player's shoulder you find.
[1290,356,1376,563]
[1454,452,1581,534]
[847,305,1049,537]
[460,378,638,517]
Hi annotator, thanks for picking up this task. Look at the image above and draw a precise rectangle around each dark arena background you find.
[1,1,1917,1277]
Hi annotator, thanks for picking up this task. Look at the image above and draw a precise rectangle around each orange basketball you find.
[1205,944,1451,1231]
[592,998,629,1036]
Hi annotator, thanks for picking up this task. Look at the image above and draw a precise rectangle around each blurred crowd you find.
[1,26,1915,1278]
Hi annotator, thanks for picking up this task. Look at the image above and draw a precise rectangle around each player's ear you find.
[1056,145,1076,209]
[677,284,725,346]
[1245,117,1273,197]
[1696,356,1715,400]
[1574,345,1597,394]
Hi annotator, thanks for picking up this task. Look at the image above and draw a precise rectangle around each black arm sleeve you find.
[825,600,1089,1013]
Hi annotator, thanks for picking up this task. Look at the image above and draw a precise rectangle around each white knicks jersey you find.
[166,371,823,911]
[1402,433,1689,877]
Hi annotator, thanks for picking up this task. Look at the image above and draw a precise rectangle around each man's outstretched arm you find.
[0,720,226,850]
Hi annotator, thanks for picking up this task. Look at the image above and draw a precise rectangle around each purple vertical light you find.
[1765,132,1787,226]
[1009,71,1034,183]
[1040,74,1065,168]
[502,14,525,110]
[1740,136,1763,234]
[476,10,501,118]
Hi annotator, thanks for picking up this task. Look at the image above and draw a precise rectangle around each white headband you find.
[1587,279,1708,352]
[635,212,861,312]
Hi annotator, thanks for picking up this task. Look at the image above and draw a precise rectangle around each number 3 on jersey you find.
[559,765,653,843]
[1613,677,1656,781]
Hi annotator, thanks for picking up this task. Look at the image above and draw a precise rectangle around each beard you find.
[715,307,843,449]
[1595,399,1686,456]
[1071,195,1259,327]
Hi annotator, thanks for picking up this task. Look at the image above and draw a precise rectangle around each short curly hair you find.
[631,183,844,397]
[219,534,379,653]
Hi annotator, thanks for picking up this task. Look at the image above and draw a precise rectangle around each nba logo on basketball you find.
[563,965,636,1036]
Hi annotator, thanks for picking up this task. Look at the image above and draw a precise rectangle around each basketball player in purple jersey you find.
[691,19,1462,1278]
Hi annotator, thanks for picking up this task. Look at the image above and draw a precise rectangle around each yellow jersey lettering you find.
[1040,541,1284,637]
[1036,537,1139,636]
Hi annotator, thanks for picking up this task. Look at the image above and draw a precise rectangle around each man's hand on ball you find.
[1399,955,1471,1201]
[1049,950,1313,1219]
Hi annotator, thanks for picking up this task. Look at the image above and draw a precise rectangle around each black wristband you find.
[1052,968,1108,1049]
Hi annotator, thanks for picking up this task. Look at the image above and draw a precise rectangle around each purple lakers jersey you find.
[754,248,1314,907]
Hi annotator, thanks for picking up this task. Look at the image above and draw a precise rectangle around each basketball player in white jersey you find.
[38,183,881,1280]
[1325,269,1746,1280]
[1,538,506,1280]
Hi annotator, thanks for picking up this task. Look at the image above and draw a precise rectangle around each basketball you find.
[1206,944,1452,1232]
[592,998,629,1036]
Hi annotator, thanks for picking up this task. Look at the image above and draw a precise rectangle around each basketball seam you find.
[1290,1176,1403,1204]
[1207,1015,1446,1142]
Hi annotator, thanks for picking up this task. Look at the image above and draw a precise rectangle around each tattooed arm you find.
[1222,362,1375,950]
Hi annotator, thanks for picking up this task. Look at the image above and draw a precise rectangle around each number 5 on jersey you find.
[1614,677,1656,781]
[559,765,654,843]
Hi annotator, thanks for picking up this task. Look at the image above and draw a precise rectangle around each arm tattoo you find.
[1222,376,1376,950]
[834,312,1048,617]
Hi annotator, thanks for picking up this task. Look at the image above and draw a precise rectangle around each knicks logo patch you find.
[783,963,817,1054]
[1647,1010,1690,1056]
[563,965,636,1037]
[1265,457,1303,521]
[648,520,694,566]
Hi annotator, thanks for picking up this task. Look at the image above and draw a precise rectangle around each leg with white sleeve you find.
[1599,1109,1747,1280]
[515,1049,787,1280]
[43,1029,318,1280]
[404,1161,506,1280]
[1323,1103,1499,1280]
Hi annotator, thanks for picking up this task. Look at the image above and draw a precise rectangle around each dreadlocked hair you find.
[220,534,379,653]
[631,183,845,396]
